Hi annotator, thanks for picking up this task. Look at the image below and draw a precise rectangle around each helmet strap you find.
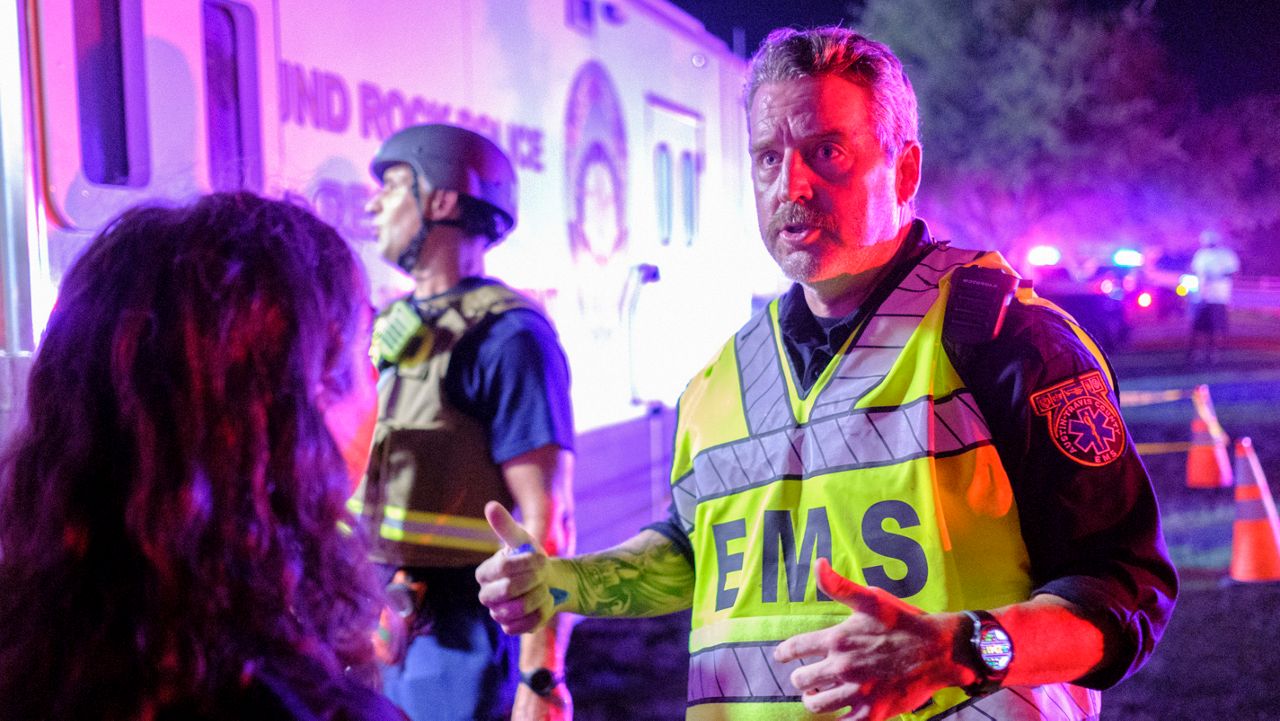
[396,223,430,274]
[396,171,429,273]
[394,171,470,273]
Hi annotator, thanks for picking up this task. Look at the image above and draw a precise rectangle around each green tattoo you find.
[561,531,694,618]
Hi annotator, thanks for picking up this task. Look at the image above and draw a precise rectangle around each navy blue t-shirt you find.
[440,279,574,464]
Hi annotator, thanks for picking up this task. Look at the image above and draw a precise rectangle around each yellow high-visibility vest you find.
[674,246,1105,720]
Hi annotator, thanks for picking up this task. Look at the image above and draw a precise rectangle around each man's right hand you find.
[476,501,557,635]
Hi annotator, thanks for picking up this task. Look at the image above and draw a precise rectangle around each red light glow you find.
[1137,291,1153,308]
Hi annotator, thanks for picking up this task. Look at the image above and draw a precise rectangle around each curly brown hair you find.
[0,193,382,720]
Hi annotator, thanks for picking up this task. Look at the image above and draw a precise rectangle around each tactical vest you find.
[673,246,1106,720]
[349,282,536,569]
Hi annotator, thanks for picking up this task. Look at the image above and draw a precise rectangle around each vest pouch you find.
[377,300,427,364]
[372,303,456,380]
[392,331,440,380]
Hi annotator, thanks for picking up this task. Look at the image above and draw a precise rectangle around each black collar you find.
[776,220,937,347]
[774,220,940,393]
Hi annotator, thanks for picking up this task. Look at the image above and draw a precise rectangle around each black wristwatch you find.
[959,610,1013,696]
[520,667,563,698]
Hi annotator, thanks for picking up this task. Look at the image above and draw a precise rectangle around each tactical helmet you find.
[369,124,517,240]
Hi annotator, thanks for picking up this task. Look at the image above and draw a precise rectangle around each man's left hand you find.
[773,558,961,720]
[512,680,572,721]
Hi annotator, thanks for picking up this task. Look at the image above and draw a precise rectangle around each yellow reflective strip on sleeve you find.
[379,504,493,530]
[347,497,500,550]
[378,524,501,553]
[347,497,493,532]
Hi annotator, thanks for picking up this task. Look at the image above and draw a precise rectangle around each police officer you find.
[353,124,575,721]
[474,27,1176,721]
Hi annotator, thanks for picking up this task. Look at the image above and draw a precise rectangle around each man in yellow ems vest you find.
[352,124,576,721]
[475,28,1177,721]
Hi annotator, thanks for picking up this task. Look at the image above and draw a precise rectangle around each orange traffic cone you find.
[1186,418,1232,488]
[1186,385,1232,488]
[1229,437,1280,583]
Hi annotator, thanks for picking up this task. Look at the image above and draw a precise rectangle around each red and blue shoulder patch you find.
[1030,370,1126,466]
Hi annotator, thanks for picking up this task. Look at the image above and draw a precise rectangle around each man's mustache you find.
[767,203,837,237]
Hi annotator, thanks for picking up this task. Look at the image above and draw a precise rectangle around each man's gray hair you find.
[745,26,920,160]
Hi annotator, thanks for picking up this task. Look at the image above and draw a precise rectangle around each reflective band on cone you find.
[1191,384,1229,440]
[1229,437,1280,583]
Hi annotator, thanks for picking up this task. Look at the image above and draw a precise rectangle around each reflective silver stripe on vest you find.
[812,250,983,420]
[739,248,983,433]
[736,312,797,434]
[927,684,1101,721]
[687,641,805,705]
[671,391,992,532]
[688,641,1101,719]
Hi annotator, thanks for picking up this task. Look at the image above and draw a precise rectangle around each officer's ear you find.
[894,141,922,206]
[423,189,462,222]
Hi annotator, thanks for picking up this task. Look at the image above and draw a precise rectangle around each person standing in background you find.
[355,124,576,721]
[1188,229,1241,364]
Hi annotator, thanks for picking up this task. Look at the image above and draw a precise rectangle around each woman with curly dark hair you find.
[0,193,402,721]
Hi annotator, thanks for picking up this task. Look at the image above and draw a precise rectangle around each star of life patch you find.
[1030,370,1126,466]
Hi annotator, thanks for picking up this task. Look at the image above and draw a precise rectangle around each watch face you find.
[524,668,558,696]
[529,669,553,688]
[977,626,1013,672]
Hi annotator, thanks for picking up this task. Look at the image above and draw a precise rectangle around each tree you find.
[1181,92,1280,273]
[852,0,1209,267]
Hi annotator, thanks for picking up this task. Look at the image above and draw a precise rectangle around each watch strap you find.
[519,667,563,698]
[959,609,1013,697]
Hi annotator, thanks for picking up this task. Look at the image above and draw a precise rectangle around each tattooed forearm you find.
[557,530,694,618]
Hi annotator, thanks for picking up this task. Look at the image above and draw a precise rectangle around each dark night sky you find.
[667,0,1280,110]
